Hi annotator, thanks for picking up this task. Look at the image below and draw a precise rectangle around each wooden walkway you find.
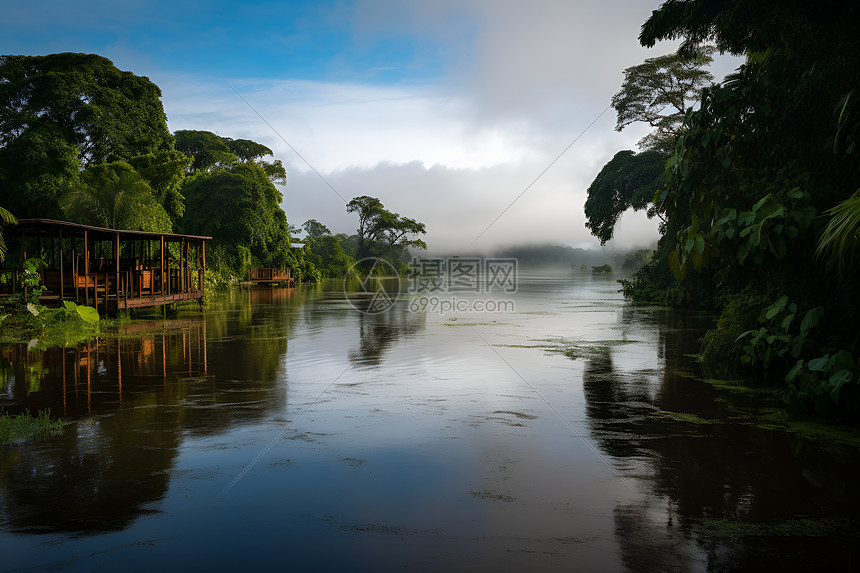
[1,219,211,313]
[248,268,293,284]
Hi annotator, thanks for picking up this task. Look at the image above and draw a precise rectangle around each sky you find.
[2,0,743,254]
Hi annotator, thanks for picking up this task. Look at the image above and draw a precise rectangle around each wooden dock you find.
[1,219,211,313]
[248,267,293,284]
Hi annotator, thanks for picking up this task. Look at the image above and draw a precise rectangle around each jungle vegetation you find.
[0,53,426,286]
[586,0,860,418]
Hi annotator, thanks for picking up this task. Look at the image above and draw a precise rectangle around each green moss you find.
[659,410,724,425]
[701,378,773,395]
[697,516,857,538]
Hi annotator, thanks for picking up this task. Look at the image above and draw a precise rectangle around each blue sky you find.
[2,0,743,252]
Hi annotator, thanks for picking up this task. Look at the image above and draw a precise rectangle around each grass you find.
[0,409,72,444]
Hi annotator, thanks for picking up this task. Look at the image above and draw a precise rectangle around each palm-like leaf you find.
[0,206,18,262]
[61,171,171,232]
[816,189,860,272]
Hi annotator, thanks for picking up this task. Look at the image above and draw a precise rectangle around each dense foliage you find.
[603,0,860,418]
[0,53,424,286]
[0,53,173,218]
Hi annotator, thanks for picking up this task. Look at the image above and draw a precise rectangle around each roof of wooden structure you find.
[11,219,212,241]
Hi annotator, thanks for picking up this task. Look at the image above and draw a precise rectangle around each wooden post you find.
[182,239,187,292]
[201,241,206,295]
[72,246,78,302]
[20,231,26,301]
[84,230,90,306]
[59,229,64,300]
[114,232,120,310]
[160,236,165,296]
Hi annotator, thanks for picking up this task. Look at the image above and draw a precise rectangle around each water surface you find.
[1,275,858,571]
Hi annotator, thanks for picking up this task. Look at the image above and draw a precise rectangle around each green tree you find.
[182,162,295,276]
[302,219,331,239]
[303,236,356,279]
[60,162,172,232]
[127,150,192,224]
[584,150,667,245]
[624,0,860,415]
[584,46,714,246]
[174,130,237,174]
[0,53,172,165]
[611,46,715,152]
[345,196,427,263]
[175,130,287,184]
[0,53,173,218]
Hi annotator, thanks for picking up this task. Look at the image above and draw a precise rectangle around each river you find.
[1,274,858,571]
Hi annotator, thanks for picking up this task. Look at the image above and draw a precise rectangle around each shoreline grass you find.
[0,409,72,444]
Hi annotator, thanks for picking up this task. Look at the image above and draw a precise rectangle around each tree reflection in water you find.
[0,288,295,536]
[583,307,860,572]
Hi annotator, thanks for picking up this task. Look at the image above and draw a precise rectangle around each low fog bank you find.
[423,242,657,272]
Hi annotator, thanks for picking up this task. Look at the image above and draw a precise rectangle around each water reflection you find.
[0,291,294,536]
[0,285,430,538]
[0,279,858,570]
[1,320,208,417]
[585,308,860,571]
[348,301,426,368]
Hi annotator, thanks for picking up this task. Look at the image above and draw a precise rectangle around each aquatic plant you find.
[0,408,71,444]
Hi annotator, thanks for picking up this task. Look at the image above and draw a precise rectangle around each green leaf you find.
[787,188,804,200]
[735,329,758,342]
[832,349,855,371]
[791,205,817,229]
[784,226,798,239]
[75,305,100,325]
[695,236,705,255]
[799,307,824,336]
[752,194,773,212]
[756,202,785,221]
[764,296,788,320]
[829,370,854,403]
[62,300,77,311]
[769,236,787,259]
[830,369,853,387]
[786,360,804,383]
[808,355,831,372]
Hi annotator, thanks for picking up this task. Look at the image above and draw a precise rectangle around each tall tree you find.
[0,53,172,164]
[621,0,860,415]
[182,162,294,274]
[584,150,667,245]
[584,47,714,245]
[174,130,237,174]
[346,196,427,262]
[175,130,287,184]
[0,53,173,217]
[302,219,332,239]
[611,46,715,152]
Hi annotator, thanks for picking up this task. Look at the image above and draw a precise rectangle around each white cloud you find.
[153,0,742,254]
